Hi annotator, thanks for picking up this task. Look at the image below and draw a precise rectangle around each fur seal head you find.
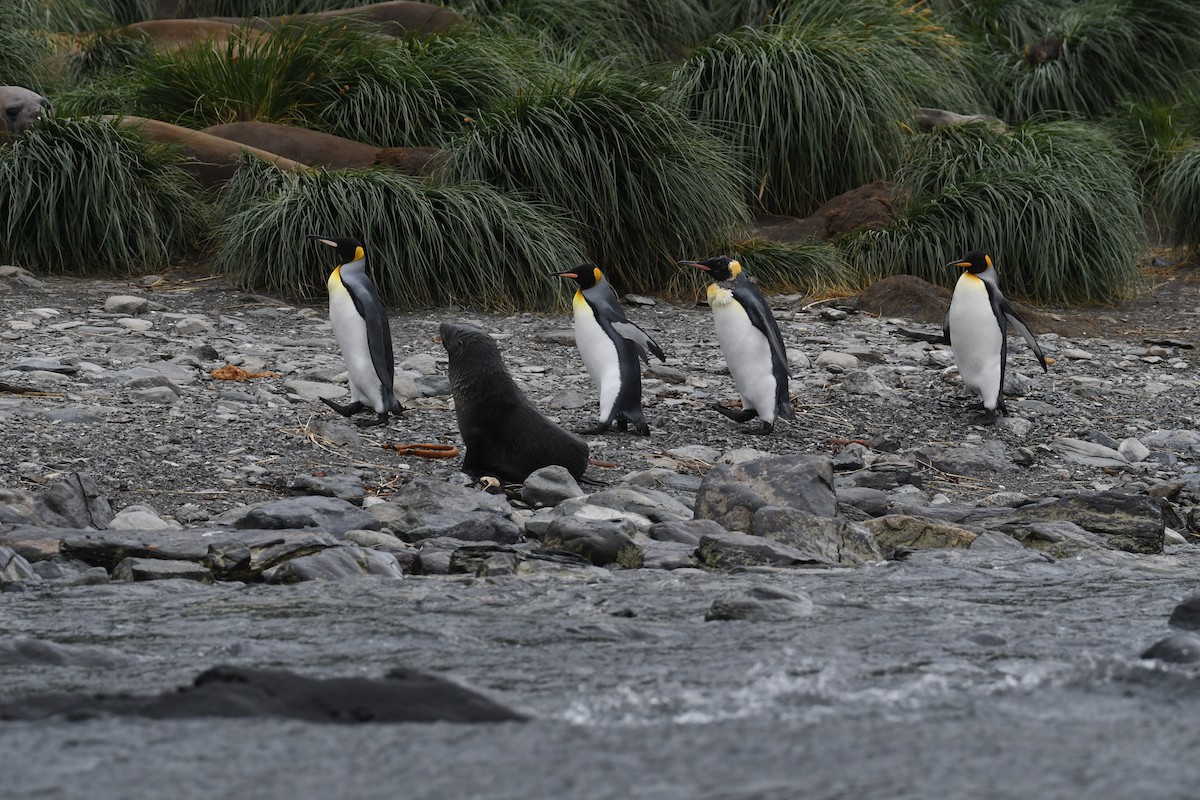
[0,87,53,135]
[440,321,589,483]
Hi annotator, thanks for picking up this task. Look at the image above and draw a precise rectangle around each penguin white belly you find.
[947,274,1003,409]
[710,291,780,423]
[328,277,385,411]
[573,297,622,423]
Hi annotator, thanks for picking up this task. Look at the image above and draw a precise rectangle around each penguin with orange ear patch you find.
[679,255,794,435]
[944,249,1047,423]
[552,263,666,435]
[310,235,403,427]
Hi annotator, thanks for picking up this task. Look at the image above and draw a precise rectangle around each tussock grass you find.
[0,118,208,275]
[730,238,859,297]
[174,0,378,14]
[9,0,111,33]
[315,31,533,147]
[0,5,55,88]
[214,164,583,310]
[439,68,751,295]
[93,21,529,147]
[451,0,715,65]
[844,120,1143,305]
[65,28,154,82]
[942,0,1200,122]
[672,24,912,217]
[1157,145,1200,256]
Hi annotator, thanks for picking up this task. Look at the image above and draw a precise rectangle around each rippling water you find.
[3,545,1200,799]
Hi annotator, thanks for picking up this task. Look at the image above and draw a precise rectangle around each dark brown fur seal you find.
[440,322,588,482]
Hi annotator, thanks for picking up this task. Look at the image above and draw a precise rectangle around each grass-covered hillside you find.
[3,0,1200,309]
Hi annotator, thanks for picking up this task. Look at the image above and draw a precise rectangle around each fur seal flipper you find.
[441,322,589,482]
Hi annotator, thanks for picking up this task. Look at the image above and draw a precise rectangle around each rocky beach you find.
[4,260,1200,797]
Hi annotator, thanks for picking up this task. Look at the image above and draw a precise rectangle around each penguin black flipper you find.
[340,269,403,414]
[997,297,1048,372]
[941,312,951,346]
[983,280,1011,414]
[731,278,795,421]
[610,321,666,364]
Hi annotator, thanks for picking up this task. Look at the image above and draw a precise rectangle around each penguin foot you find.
[746,421,774,436]
[713,403,759,423]
[581,423,611,435]
[354,412,391,428]
[321,398,366,418]
[630,422,650,436]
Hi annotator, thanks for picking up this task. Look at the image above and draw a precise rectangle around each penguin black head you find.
[550,263,603,289]
[309,235,365,265]
[946,250,993,274]
[678,255,742,282]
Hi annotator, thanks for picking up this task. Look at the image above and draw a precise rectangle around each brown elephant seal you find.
[100,116,307,188]
[1,87,53,135]
[440,322,589,483]
[202,120,381,169]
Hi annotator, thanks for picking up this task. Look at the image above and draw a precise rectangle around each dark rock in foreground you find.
[1141,633,1200,665]
[0,664,527,724]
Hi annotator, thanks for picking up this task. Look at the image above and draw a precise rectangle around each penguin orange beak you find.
[946,258,971,270]
[678,260,710,272]
[308,235,337,248]
[550,270,578,280]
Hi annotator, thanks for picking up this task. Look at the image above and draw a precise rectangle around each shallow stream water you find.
[3,545,1200,799]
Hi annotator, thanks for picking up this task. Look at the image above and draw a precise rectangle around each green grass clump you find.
[1157,145,1200,257]
[721,238,860,298]
[214,165,583,310]
[439,68,751,295]
[65,28,154,82]
[86,21,530,148]
[0,5,55,88]
[0,117,208,274]
[672,24,912,217]
[942,0,1200,122]
[451,0,716,66]
[844,119,1143,304]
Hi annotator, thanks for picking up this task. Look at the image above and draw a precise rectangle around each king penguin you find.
[943,249,1048,422]
[552,263,666,435]
[679,255,795,434]
[310,235,403,428]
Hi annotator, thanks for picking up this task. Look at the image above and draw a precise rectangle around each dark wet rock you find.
[987,520,1110,559]
[369,478,514,543]
[22,474,114,529]
[1141,633,1200,664]
[754,507,883,565]
[970,492,1165,554]
[845,463,924,491]
[542,517,639,567]
[10,357,79,374]
[0,664,528,723]
[226,495,380,536]
[406,512,521,545]
[287,473,366,503]
[915,441,1014,476]
[639,540,698,570]
[113,557,213,583]
[449,544,521,577]
[412,537,474,575]
[0,637,135,667]
[695,531,812,570]
[863,515,979,559]
[646,518,728,545]
[1168,595,1200,632]
[263,545,404,583]
[61,528,211,570]
[705,586,815,622]
[621,468,704,494]
[831,444,869,471]
[695,455,836,532]
[521,465,585,508]
[0,546,39,584]
[204,530,340,581]
[836,486,890,516]
[29,556,109,586]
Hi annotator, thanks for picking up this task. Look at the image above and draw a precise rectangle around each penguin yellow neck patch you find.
[729,260,742,278]
[708,284,734,307]
[354,246,365,261]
